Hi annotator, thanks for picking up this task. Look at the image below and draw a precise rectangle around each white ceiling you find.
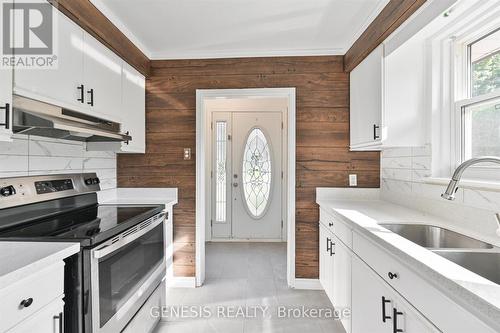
[90,0,389,60]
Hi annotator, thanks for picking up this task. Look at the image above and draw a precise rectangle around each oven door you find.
[89,213,166,333]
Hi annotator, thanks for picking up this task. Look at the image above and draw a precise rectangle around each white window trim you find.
[429,0,500,183]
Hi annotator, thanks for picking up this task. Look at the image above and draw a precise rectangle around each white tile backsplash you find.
[380,143,500,240]
[0,135,117,190]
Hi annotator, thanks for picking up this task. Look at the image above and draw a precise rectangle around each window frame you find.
[450,13,500,181]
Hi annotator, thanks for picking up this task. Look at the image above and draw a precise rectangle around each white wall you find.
[0,134,117,190]
[381,144,500,243]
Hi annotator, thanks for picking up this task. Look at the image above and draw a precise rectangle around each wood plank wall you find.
[48,0,150,76]
[117,56,380,278]
[344,0,427,72]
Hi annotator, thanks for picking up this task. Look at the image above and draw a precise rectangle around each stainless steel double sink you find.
[380,223,500,285]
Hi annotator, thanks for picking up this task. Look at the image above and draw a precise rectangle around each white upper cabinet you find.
[14,10,123,123]
[120,62,146,153]
[0,67,12,142]
[350,38,426,151]
[14,12,85,112]
[350,44,384,150]
[82,33,123,122]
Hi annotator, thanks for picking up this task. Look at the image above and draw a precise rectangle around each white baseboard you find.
[166,276,196,288]
[293,278,323,290]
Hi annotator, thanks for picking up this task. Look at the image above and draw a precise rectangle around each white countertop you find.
[0,242,80,288]
[98,188,178,206]
[317,188,500,332]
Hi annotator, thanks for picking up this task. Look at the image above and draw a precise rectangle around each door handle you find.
[77,85,84,103]
[393,308,404,333]
[87,88,94,106]
[0,103,10,129]
[381,296,391,322]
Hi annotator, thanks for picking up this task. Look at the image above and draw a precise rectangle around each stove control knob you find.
[0,185,16,197]
[92,177,100,185]
[85,178,93,186]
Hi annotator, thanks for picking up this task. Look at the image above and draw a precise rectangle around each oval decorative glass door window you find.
[242,128,272,218]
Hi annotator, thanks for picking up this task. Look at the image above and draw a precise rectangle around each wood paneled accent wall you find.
[48,0,150,76]
[117,56,380,278]
[344,0,427,72]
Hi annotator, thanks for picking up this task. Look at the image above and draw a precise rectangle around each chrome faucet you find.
[442,157,500,200]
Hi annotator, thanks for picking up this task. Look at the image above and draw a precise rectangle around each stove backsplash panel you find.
[0,134,116,190]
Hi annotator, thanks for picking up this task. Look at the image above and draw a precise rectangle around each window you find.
[470,29,500,97]
[242,128,272,219]
[459,28,500,161]
[215,121,227,222]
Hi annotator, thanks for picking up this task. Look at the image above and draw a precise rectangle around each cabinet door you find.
[351,256,391,333]
[83,34,122,122]
[332,235,352,333]
[319,224,328,292]
[9,299,64,333]
[393,296,441,333]
[0,66,12,141]
[14,12,85,111]
[350,44,384,150]
[121,62,146,153]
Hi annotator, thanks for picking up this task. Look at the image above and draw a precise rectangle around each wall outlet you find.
[349,174,358,187]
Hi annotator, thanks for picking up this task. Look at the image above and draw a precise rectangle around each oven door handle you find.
[93,212,166,259]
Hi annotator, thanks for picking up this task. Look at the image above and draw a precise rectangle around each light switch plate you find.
[349,174,358,187]
[183,148,191,160]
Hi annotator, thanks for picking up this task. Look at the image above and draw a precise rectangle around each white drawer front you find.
[352,231,496,333]
[0,262,64,332]
[8,298,64,333]
[320,207,352,248]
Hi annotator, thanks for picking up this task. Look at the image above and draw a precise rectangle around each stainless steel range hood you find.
[12,95,132,142]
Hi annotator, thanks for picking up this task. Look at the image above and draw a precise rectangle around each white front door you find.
[211,112,283,240]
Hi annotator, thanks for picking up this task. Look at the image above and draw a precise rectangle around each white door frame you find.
[196,88,296,288]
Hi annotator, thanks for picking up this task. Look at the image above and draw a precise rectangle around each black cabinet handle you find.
[382,296,391,322]
[77,85,84,103]
[328,222,333,227]
[326,237,331,253]
[0,103,10,129]
[54,312,64,333]
[329,240,335,256]
[388,272,399,280]
[373,124,380,140]
[20,297,33,308]
[393,308,404,333]
[87,88,94,106]
[125,131,130,145]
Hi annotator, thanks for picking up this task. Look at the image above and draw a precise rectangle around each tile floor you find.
[153,242,347,333]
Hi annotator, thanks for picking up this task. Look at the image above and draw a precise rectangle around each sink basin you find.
[434,251,500,284]
[379,224,493,249]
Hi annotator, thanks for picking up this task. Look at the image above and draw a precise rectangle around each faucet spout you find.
[442,157,500,201]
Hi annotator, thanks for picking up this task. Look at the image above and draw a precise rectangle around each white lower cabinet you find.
[332,235,351,333]
[1,262,65,333]
[319,223,334,300]
[8,299,64,333]
[351,256,439,333]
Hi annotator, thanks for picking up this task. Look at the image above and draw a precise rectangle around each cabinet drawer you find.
[320,207,352,248]
[0,262,64,332]
[352,231,496,333]
[8,298,64,333]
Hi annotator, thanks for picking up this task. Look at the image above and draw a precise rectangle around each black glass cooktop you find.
[0,205,162,246]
